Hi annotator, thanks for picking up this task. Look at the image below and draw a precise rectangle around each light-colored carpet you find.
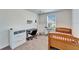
[15,35,48,50]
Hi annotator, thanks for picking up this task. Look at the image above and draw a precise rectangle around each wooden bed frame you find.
[48,28,79,50]
[56,27,72,34]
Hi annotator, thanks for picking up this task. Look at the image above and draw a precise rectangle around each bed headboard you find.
[56,27,72,34]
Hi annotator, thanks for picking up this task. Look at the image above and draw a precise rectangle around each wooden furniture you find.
[48,33,79,50]
[56,27,72,34]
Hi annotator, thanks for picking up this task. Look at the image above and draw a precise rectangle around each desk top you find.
[26,28,37,31]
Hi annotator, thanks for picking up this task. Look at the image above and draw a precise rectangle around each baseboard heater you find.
[9,28,26,49]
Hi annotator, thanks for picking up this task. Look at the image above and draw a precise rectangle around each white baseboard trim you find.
[0,43,9,49]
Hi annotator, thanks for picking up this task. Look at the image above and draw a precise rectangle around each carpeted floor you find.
[2,35,48,50]
[2,35,59,50]
[15,35,48,50]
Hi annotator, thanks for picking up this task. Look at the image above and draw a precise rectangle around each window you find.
[47,15,56,32]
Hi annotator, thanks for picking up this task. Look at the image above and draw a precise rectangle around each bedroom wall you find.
[72,9,79,38]
[38,10,72,33]
[0,9,38,49]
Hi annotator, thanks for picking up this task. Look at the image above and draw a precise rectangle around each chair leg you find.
[27,38,29,41]
[33,35,37,39]
[31,37,32,40]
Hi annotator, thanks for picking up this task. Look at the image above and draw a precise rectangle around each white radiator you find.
[9,28,26,49]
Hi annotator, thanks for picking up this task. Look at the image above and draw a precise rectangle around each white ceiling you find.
[27,9,61,14]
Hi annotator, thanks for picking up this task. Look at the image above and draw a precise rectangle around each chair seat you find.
[26,29,37,41]
[28,34,32,37]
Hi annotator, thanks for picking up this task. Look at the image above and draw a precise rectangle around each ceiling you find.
[27,9,61,14]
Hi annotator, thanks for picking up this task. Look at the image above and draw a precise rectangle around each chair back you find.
[30,29,37,35]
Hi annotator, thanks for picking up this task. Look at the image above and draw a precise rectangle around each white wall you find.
[38,10,72,33]
[38,14,47,34]
[72,9,79,38]
[0,9,38,49]
[56,10,72,28]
